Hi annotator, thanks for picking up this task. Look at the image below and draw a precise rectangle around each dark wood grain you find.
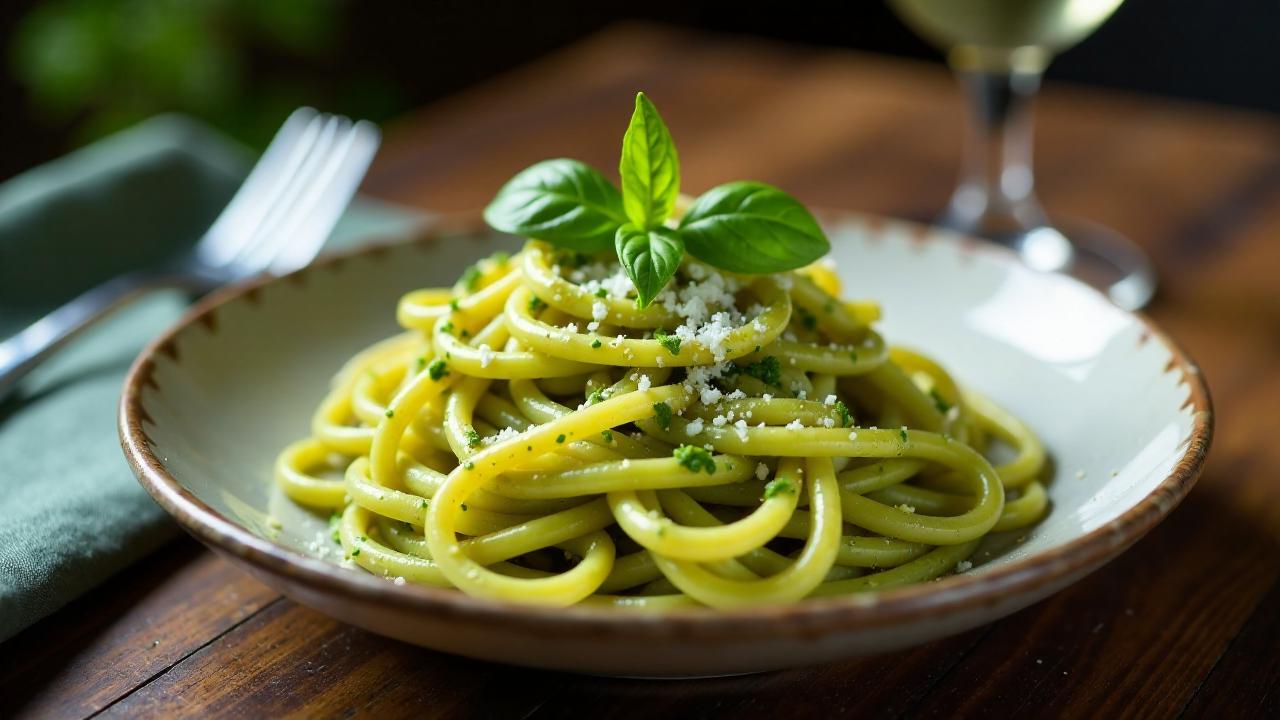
[6,22,1279,718]
[98,600,555,719]
[1182,577,1280,719]
[909,466,1279,719]
[521,629,994,720]
[0,538,278,720]
[100,597,995,720]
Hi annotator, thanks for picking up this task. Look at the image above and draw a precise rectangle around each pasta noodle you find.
[275,241,1048,609]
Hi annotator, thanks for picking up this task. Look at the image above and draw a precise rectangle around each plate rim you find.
[118,211,1213,641]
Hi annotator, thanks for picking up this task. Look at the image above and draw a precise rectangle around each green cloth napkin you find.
[0,115,427,642]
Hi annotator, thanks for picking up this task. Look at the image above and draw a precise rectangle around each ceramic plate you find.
[119,213,1211,677]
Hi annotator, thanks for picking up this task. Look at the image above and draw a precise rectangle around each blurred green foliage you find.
[9,0,400,149]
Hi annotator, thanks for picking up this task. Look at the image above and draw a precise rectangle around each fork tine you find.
[264,120,381,274]
[195,107,322,266]
[225,116,345,270]
[233,119,379,274]
[228,115,351,271]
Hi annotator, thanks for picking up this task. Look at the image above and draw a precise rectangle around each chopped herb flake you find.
[556,433,567,443]
[465,429,481,448]
[586,389,604,405]
[595,287,608,298]
[674,444,716,474]
[463,461,475,470]
[414,356,427,372]
[491,251,510,266]
[763,478,795,499]
[652,401,673,430]
[427,359,449,381]
[591,338,602,349]
[899,428,909,442]
[654,329,681,356]
[461,503,469,512]
[528,295,546,312]
[930,389,951,413]
[849,350,859,364]
[797,307,817,330]
[601,430,614,443]
[384,409,395,418]
[744,356,782,387]
[835,400,852,427]
[459,264,482,291]
[440,320,455,334]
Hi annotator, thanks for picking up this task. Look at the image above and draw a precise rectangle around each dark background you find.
[3,0,1279,181]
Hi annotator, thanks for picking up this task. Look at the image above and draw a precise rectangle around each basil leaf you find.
[679,181,830,273]
[616,224,684,308]
[619,92,680,230]
[483,158,626,252]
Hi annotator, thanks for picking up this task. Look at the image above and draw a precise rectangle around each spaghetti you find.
[275,242,1047,609]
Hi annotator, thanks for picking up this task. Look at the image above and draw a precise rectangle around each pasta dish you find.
[273,92,1047,609]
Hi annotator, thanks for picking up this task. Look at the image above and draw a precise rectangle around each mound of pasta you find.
[275,242,1048,609]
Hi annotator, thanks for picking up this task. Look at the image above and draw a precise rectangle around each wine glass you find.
[888,0,1156,309]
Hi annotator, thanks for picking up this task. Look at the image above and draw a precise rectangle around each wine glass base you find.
[944,216,1158,311]
[1050,216,1157,310]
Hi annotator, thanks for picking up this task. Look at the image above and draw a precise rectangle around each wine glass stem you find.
[943,66,1047,238]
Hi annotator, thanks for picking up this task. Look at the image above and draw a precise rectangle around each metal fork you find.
[0,107,381,400]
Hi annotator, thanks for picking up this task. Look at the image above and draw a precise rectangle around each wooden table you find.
[4,23,1278,718]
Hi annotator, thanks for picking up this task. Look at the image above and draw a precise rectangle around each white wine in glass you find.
[893,0,1123,64]
[889,0,1155,309]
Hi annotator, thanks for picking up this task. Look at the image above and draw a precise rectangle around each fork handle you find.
[0,272,164,401]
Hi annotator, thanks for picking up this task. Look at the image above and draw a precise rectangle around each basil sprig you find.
[484,92,829,307]
[620,92,680,231]
[483,159,625,253]
[616,224,684,307]
[680,181,829,274]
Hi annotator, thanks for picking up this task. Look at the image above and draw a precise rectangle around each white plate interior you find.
[138,219,1199,580]
[829,219,1196,571]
